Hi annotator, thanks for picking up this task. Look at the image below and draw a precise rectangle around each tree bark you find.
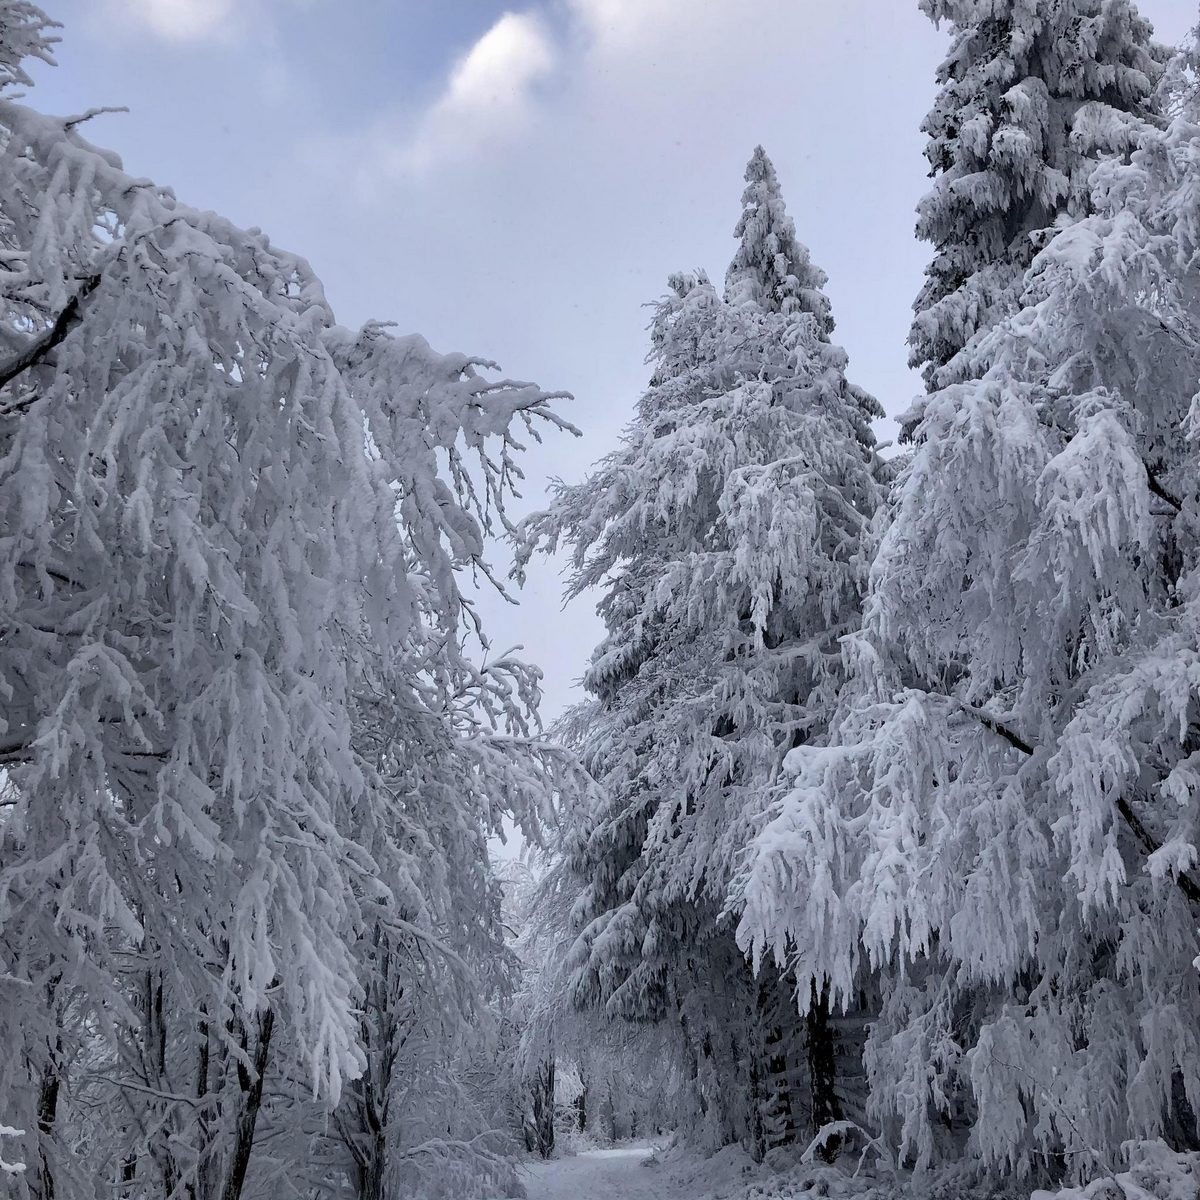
[218,1005,275,1200]
[805,981,843,1161]
[529,1059,555,1159]
[35,1046,60,1200]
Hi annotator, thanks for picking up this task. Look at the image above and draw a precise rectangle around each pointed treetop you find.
[725,145,833,336]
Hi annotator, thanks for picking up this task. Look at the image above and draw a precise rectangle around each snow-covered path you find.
[521,1146,672,1199]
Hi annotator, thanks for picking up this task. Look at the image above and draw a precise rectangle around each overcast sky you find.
[25,0,1200,722]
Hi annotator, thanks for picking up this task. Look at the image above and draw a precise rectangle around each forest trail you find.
[520,1145,672,1199]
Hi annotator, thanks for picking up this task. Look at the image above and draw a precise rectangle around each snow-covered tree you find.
[726,146,833,336]
[0,7,577,1197]
[909,0,1162,393]
[521,148,883,1156]
[739,40,1200,1182]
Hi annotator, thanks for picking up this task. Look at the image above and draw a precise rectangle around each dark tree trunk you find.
[349,930,401,1200]
[219,1005,275,1200]
[575,1076,587,1133]
[144,967,181,1198]
[745,1033,764,1162]
[600,1084,616,1145]
[35,1044,60,1200]
[529,1059,556,1159]
[120,1153,137,1191]
[193,1008,211,1200]
[755,975,799,1154]
[805,981,843,1161]
[357,1131,387,1200]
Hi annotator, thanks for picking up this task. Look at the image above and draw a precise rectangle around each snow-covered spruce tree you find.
[0,9,576,1198]
[520,149,883,1156]
[909,0,1162,394]
[726,147,834,337]
[739,45,1200,1182]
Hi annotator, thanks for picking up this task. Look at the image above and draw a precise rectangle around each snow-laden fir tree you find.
[0,7,579,1197]
[726,146,834,336]
[739,40,1200,1182]
[909,0,1162,393]
[520,148,883,1156]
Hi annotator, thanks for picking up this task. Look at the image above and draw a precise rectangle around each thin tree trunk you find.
[193,1008,211,1200]
[746,1035,766,1163]
[529,1058,555,1159]
[35,1046,60,1200]
[218,1005,275,1200]
[575,1074,587,1133]
[120,1152,137,1192]
[144,967,181,1197]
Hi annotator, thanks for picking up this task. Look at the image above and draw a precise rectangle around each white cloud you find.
[566,0,687,49]
[112,0,237,42]
[397,11,558,174]
[99,0,311,45]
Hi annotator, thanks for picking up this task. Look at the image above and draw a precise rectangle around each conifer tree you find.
[726,145,833,335]
[909,0,1162,392]
[522,149,883,1155]
[740,36,1200,1181]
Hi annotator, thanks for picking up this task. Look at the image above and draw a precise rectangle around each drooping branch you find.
[0,272,102,405]
[62,106,129,131]
[959,701,1200,908]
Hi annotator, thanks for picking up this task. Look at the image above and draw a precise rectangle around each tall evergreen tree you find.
[740,38,1200,1182]
[522,149,883,1155]
[909,0,1162,393]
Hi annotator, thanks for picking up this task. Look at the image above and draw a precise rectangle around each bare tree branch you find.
[960,701,1200,907]
[1145,461,1183,514]
[0,272,102,406]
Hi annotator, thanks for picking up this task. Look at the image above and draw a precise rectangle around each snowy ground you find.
[509,1139,1200,1200]
[513,1141,772,1199]
[519,1145,670,1199]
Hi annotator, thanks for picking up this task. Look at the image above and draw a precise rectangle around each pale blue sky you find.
[25,0,1200,720]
